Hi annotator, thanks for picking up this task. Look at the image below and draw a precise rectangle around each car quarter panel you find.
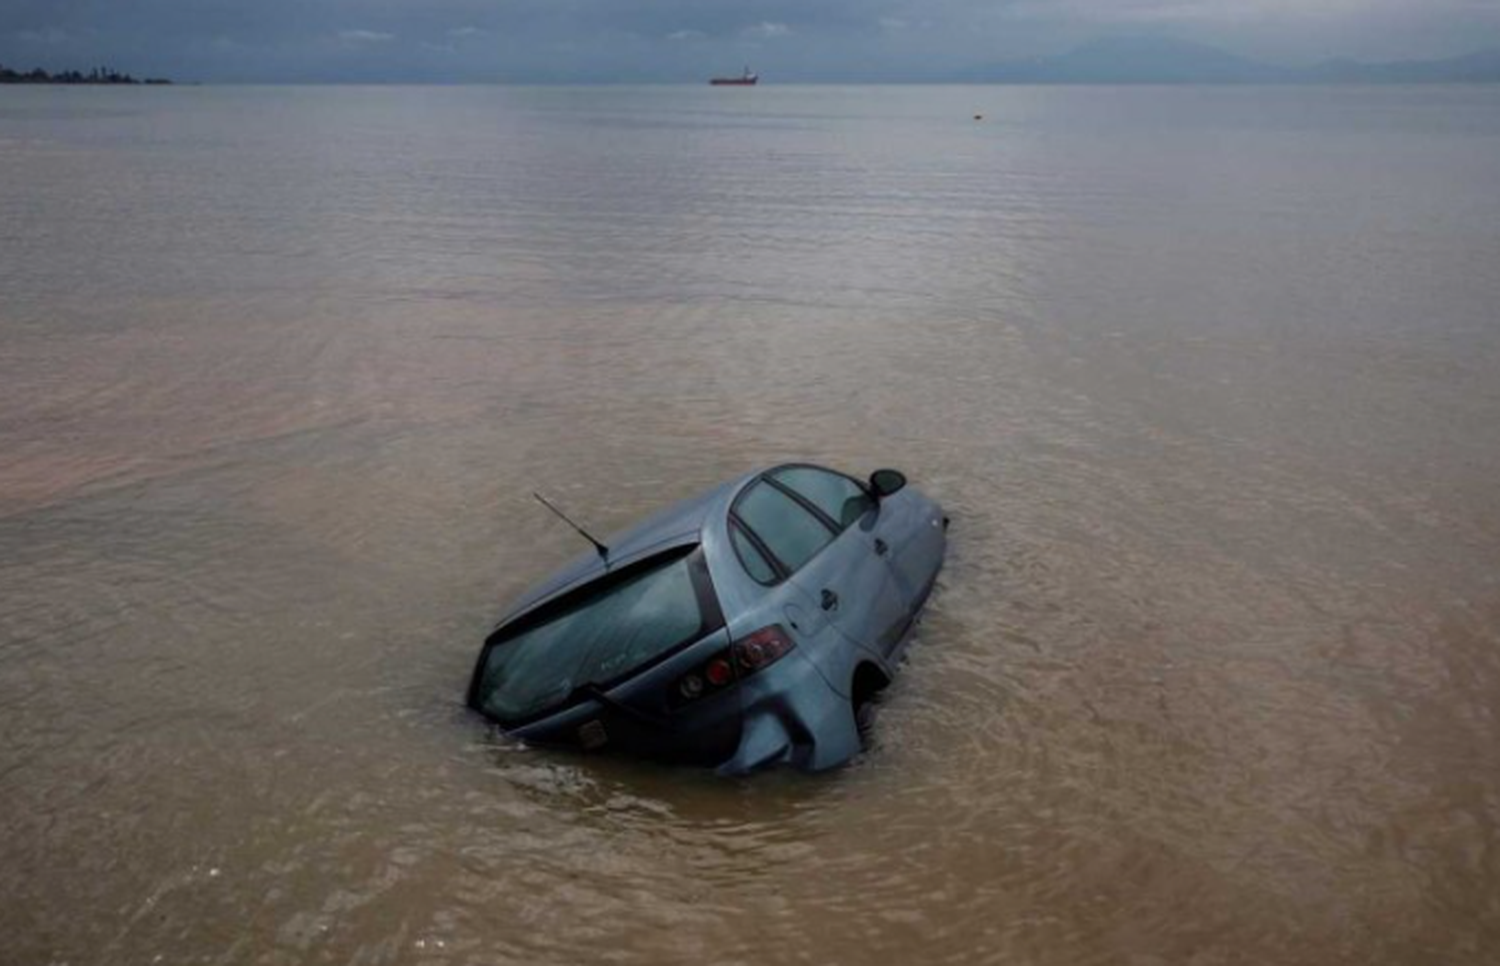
[715,645,861,774]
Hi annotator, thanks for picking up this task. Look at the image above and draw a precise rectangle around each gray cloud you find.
[741,22,791,40]
[1,0,1497,81]
[337,29,394,44]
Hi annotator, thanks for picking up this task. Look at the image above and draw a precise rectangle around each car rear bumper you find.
[505,685,744,767]
[502,647,859,775]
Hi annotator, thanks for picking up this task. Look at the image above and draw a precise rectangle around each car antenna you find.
[533,492,610,564]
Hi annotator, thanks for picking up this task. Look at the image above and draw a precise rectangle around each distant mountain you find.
[1300,48,1500,84]
[974,37,1275,84]
[965,37,1500,84]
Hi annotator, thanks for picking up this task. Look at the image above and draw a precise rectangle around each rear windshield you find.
[474,550,716,724]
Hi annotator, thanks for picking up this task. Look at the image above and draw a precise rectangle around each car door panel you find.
[789,521,908,663]
[868,490,946,616]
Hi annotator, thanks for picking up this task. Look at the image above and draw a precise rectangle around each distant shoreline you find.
[0,65,172,86]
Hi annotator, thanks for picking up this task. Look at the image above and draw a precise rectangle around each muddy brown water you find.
[2,85,1499,965]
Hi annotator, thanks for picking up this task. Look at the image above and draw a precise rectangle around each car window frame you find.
[728,517,782,585]
[767,464,876,533]
[728,464,870,585]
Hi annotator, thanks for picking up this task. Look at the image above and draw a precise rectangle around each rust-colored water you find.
[2,85,1499,964]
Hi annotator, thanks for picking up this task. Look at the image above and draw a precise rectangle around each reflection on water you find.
[2,85,1499,964]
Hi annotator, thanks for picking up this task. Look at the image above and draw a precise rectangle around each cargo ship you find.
[710,67,758,86]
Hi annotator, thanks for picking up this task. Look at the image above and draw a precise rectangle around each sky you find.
[3,0,1500,82]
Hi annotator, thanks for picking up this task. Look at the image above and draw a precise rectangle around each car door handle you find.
[873,538,889,556]
[820,589,839,611]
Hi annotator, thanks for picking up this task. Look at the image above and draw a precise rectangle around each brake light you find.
[705,658,733,686]
[732,625,795,672]
[672,625,796,705]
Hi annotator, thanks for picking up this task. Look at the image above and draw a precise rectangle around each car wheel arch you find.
[850,662,892,742]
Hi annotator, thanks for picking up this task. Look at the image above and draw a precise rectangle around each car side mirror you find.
[868,469,907,500]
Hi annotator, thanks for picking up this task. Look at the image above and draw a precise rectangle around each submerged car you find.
[467,463,947,774]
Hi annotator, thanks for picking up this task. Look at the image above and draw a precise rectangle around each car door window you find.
[770,466,874,530]
[734,481,834,574]
[730,523,779,584]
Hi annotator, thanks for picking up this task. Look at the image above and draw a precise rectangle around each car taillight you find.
[732,625,795,673]
[672,625,796,705]
[705,657,733,686]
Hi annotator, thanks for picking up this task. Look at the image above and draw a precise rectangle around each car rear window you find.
[770,466,874,529]
[474,551,712,724]
[734,481,834,574]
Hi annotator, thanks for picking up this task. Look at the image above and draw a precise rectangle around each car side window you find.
[730,523,778,584]
[734,481,835,574]
[770,466,874,530]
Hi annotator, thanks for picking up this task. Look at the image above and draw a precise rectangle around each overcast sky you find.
[3,0,1499,82]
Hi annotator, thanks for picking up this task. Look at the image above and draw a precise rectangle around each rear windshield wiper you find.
[566,681,669,729]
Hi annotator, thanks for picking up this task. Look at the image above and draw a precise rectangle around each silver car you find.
[467,463,948,774]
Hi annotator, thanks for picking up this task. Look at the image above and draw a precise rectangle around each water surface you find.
[2,84,1499,964]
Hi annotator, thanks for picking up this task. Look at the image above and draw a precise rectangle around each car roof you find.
[495,469,764,626]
